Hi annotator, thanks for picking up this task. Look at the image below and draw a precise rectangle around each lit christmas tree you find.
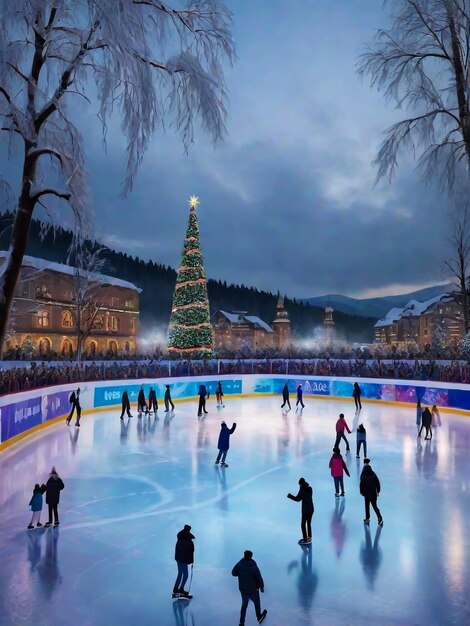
[168,196,214,357]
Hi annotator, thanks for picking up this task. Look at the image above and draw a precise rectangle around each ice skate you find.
[298,538,308,544]
[36,522,43,527]
[27,524,34,530]
[258,609,267,623]
[178,589,193,599]
[172,592,181,600]
[221,462,229,467]
[363,518,370,525]
[378,518,384,526]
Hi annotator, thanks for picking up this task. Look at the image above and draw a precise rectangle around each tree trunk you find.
[0,179,35,357]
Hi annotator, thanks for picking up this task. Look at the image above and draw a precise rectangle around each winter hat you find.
[363,458,370,465]
[298,477,306,485]
[184,524,192,531]
[339,413,344,418]
[221,421,226,425]
[51,466,57,475]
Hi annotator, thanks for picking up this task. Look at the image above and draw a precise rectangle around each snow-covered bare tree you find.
[358,0,470,191]
[444,206,470,333]
[68,236,107,362]
[0,0,235,355]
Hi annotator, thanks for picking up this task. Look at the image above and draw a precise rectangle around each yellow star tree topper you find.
[188,195,200,210]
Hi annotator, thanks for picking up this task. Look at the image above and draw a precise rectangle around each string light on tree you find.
[167,196,214,357]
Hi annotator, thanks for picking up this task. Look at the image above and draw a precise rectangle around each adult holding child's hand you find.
[44,467,64,527]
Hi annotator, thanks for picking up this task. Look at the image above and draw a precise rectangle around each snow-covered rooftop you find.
[218,310,274,332]
[0,251,141,293]
[375,293,452,328]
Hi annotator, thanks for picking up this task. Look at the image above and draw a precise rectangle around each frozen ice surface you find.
[0,396,469,626]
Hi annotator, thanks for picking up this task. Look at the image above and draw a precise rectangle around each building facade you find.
[0,253,140,358]
[213,299,291,351]
[374,294,464,347]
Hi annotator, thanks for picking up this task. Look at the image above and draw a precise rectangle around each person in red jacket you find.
[335,413,351,452]
[329,447,350,497]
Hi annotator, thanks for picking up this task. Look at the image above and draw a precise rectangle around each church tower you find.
[323,306,336,345]
[272,295,291,349]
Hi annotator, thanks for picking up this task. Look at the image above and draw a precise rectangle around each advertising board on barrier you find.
[94,379,243,408]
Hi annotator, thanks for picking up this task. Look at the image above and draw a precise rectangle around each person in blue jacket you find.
[215,421,237,467]
[296,384,305,411]
[28,483,46,529]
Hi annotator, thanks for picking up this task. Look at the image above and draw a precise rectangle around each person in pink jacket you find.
[335,413,351,452]
[329,447,350,497]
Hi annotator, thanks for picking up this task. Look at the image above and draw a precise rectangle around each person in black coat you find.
[360,459,383,526]
[216,381,225,407]
[287,477,314,544]
[281,382,291,412]
[148,387,158,414]
[66,388,81,426]
[165,384,175,412]
[215,421,237,467]
[173,524,195,599]
[197,384,208,417]
[418,406,433,440]
[137,385,148,416]
[44,467,64,527]
[353,382,362,410]
[120,390,133,419]
[232,550,267,625]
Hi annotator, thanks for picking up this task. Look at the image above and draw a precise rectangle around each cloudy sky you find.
[1,0,453,299]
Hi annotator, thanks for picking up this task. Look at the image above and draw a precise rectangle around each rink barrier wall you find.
[1,375,469,450]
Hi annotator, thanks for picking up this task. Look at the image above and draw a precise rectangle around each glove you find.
[260,588,264,593]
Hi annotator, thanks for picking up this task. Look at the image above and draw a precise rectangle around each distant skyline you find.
[0,1,454,299]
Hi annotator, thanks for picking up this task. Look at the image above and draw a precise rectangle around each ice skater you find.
[329,447,350,497]
[44,467,64,527]
[418,406,433,440]
[216,381,225,407]
[173,524,195,600]
[356,423,367,459]
[432,404,441,426]
[287,477,314,544]
[296,384,305,411]
[137,384,148,416]
[66,388,81,426]
[360,458,383,526]
[165,384,175,412]
[335,413,351,452]
[231,550,268,625]
[28,483,46,529]
[353,382,362,410]
[120,390,133,419]
[281,382,291,412]
[416,399,422,433]
[148,387,158,414]
[215,421,237,467]
[197,384,208,417]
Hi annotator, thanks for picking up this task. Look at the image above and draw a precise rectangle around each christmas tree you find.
[168,196,214,356]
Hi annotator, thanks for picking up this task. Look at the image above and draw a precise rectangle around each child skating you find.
[28,483,46,529]
[335,413,351,452]
[356,423,367,459]
[329,447,350,497]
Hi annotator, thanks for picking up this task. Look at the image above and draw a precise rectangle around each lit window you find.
[38,311,49,327]
[62,310,73,328]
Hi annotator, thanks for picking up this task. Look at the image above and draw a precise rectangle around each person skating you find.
[232,550,268,625]
[165,384,175,412]
[281,382,291,412]
[215,421,236,467]
[28,483,46,529]
[173,524,195,599]
[216,381,225,408]
[120,390,133,419]
[335,413,351,451]
[66,388,81,426]
[287,477,314,544]
[418,406,433,440]
[356,423,367,459]
[44,467,64,527]
[416,399,422,433]
[296,384,305,411]
[431,404,441,426]
[197,384,208,416]
[353,382,362,410]
[329,447,350,497]
[137,384,148,417]
[360,458,383,526]
[148,387,158,414]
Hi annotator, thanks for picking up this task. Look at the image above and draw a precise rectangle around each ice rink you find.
[0,394,469,626]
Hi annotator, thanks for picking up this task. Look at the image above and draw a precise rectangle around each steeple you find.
[272,294,291,348]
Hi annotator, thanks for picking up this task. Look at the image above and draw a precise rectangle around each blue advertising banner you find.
[1,396,42,442]
[41,390,71,421]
